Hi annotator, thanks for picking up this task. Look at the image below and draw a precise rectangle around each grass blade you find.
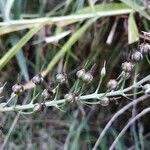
[120,0,150,21]
[0,25,43,70]
[9,35,29,81]
[128,13,139,44]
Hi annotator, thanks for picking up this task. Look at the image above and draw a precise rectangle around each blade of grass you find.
[76,3,133,15]
[120,0,150,21]
[42,18,96,76]
[0,0,5,19]
[0,24,37,36]
[0,24,44,70]
[4,0,15,21]
[2,112,20,149]
[9,35,29,81]
[128,13,139,44]
[0,3,134,28]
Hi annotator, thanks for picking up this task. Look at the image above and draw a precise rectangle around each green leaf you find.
[9,35,29,81]
[0,3,134,35]
[77,3,133,16]
[120,0,150,21]
[0,25,43,70]
[128,13,139,44]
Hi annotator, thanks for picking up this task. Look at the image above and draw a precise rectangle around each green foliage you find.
[0,0,150,150]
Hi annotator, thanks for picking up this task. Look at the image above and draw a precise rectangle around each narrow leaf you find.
[9,35,29,81]
[128,13,139,44]
[120,0,150,21]
[0,25,43,70]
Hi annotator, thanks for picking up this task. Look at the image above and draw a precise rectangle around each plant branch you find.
[0,75,150,112]
[109,107,150,150]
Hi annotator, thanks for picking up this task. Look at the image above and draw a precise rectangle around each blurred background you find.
[0,0,150,149]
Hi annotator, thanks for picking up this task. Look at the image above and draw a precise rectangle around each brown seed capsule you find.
[12,83,24,94]
[82,72,93,83]
[56,73,67,84]
[107,79,117,90]
[131,51,143,62]
[121,62,133,72]
[33,103,46,112]
[140,43,150,54]
[31,74,43,85]
[76,69,86,79]
[41,89,53,100]
[100,97,109,106]
[64,93,75,103]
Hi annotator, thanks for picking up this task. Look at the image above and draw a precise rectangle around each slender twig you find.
[92,94,150,150]
[2,113,20,149]
[109,107,150,150]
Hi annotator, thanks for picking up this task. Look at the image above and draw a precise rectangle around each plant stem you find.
[0,74,149,112]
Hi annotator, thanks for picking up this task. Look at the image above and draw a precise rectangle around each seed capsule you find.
[100,97,109,106]
[82,72,93,83]
[107,79,117,90]
[12,83,24,94]
[101,62,106,77]
[140,43,150,54]
[41,89,53,100]
[145,88,150,95]
[121,62,133,72]
[64,93,75,103]
[142,84,150,95]
[56,73,67,84]
[131,51,143,62]
[33,103,46,112]
[31,74,43,85]
[76,69,86,79]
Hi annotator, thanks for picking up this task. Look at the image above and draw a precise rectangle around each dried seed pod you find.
[121,62,133,72]
[56,73,67,84]
[12,83,24,94]
[31,74,43,85]
[82,72,93,83]
[140,43,150,54]
[107,79,117,90]
[33,103,46,112]
[76,69,86,79]
[142,84,150,95]
[101,61,106,77]
[100,97,109,106]
[64,93,75,103]
[41,89,53,100]
[145,88,150,95]
[131,51,143,62]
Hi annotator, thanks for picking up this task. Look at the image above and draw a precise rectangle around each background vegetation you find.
[0,0,150,149]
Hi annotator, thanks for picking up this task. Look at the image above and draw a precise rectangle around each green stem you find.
[146,54,150,65]
[0,74,149,112]
[95,76,104,94]
[30,86,37,104]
